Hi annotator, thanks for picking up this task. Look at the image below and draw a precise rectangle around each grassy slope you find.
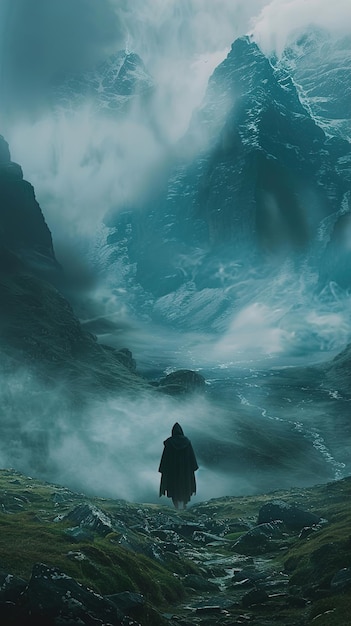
[0,469,350,625]
[194,478,351,625]
[0,271,151,395]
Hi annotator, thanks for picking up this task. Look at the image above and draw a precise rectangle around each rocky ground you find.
[0,469,350,625]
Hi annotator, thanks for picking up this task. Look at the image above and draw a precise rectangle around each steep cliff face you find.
[103,36,351,325]
[178,36,348,253]
[0,135,57,272]
[273,28,351,290]
[272,27,351,142]
[0,134,148,395]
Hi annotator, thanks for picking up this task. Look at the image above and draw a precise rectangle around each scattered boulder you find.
[24,563,127,625]
[164,520,205,537]
[192,530,230,544]
[64,504,115,536]
[107,591,145,616]
[299,525,319,540]
[156,369,206,395]
[195,605,225,615]
[330,567,351,592]
[242,588,269,608]
[258,500,321,530]
[233,521,285,555]
[232,568,267,588]
[0,569,27,602]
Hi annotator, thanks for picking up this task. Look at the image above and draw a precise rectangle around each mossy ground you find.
[0,469,188,624]
[0,469,350,625]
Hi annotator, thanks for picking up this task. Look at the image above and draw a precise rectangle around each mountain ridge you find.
[100,35,351,331]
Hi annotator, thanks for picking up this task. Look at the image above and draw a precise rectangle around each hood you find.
[171,422,184,436]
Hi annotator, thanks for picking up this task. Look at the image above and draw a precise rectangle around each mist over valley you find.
[1,0,351,508]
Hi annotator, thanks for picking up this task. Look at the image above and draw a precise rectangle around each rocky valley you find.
[1,3,351,624]
[0,469,350,625]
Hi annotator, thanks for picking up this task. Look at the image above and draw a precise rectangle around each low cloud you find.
[251,0,351,56]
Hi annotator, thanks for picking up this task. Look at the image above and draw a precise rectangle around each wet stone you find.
[64,503,114,536]
[24,563,122,624]
[258,500,321,530]
[232,521,284,555]
[0,569,27,602]
[242,588,269,608]
[193,530,230,544]
[195,605,225,614]
[52,491,75,504]
[107,591,145,616]
[183,574,219,591]
[331,567,351,591]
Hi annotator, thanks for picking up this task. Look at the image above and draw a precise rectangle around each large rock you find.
[331,567,351,592]
[24,563,135,625]
[64,504,115,536]
[156,369,206,395]
[232,521,285,555]
[257,500,321,530]
[0,569,27,603]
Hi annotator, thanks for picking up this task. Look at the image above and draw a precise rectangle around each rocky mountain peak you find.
[101,32,351,329]
[272,26,351,141]
[0,134,11,163]
[0,135,57,271]
[54,49,154,114]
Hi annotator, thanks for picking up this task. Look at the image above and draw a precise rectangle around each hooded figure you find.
[159,422,198,509]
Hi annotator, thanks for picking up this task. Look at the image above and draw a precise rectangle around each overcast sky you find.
[1,0,350,252]
[1,0,350,117]
[1,0,349,246]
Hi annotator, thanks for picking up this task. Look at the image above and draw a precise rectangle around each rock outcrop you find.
[0,135,57,272]
[0,134,151,396]
[153,369,206,395]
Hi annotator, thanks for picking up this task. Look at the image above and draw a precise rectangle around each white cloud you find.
[252,0,351,56]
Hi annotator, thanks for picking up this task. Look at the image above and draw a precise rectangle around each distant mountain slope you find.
[53,50,154,114]
[0,135,57,272]
[100,36,351,330]
[272,28,351,141]
[0,134,149,396]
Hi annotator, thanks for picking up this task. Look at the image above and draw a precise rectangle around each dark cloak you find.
[159,422,198,504]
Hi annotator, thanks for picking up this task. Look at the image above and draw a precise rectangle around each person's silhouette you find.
[159,422,198,509]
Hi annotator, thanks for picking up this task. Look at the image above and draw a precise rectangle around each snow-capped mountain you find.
[272,27,351,142]
[99,35,351,330]
[53,50,154,114]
